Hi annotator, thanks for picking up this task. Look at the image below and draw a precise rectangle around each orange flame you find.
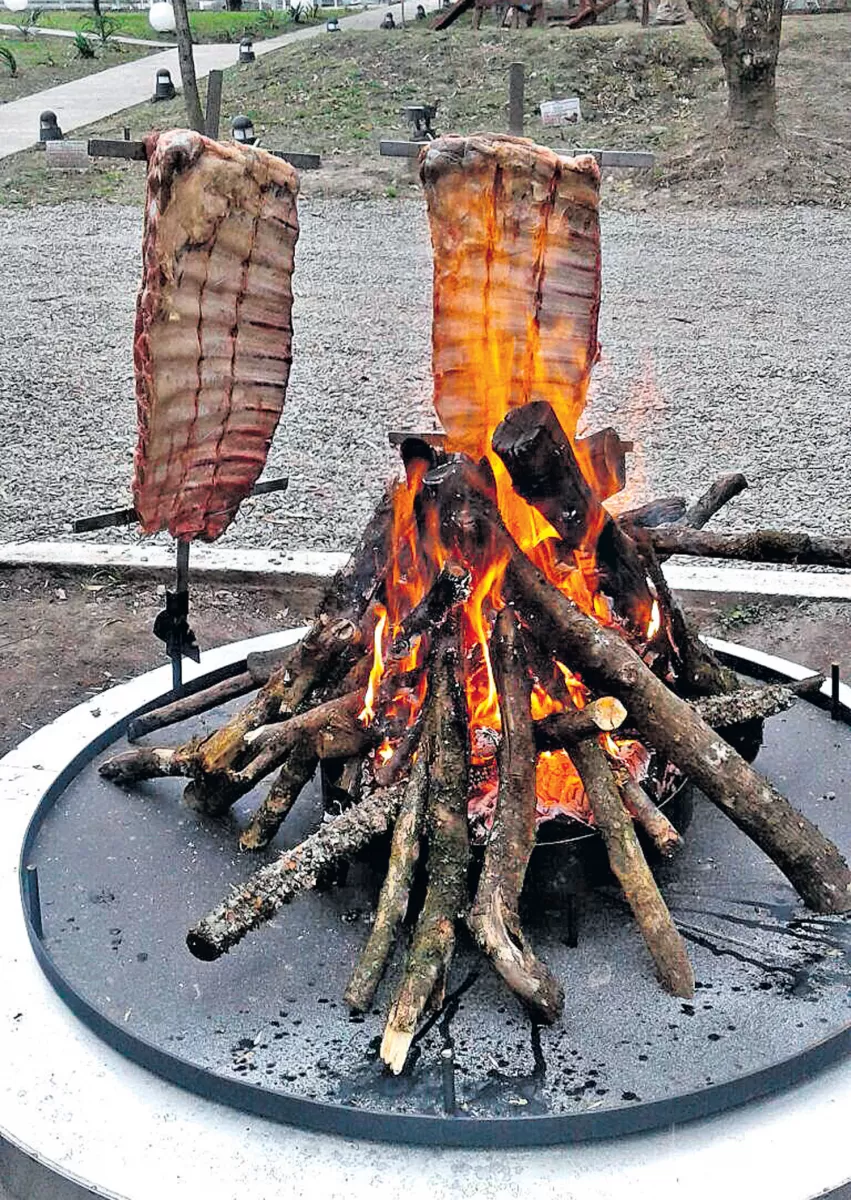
[359,604,388,726]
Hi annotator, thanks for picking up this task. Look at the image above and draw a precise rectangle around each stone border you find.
[3,636,851,1197]
[3,540,851,601]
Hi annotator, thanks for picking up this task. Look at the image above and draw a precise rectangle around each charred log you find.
[127,672,256,742]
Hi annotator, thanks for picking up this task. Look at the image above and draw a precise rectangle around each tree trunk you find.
[687,0,784,130]
[171,0,205,134]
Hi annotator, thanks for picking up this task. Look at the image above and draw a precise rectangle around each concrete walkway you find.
[0,0,434,159]
[0,21,175,46]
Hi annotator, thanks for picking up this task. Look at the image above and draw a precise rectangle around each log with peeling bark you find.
[648,526,851,569]
[134,131,299,542]
[420,134,602,460]
[693,675,825,730]
[507,544,851,914]
[344,747,429,1013]
[186,781,407,961]
[380,630,471,1074]
[467,607,564,1023]
[570,738,694,996]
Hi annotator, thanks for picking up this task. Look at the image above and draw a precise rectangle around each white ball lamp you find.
[148,1,176,33]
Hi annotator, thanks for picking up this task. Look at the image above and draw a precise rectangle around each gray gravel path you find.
[1,200,849,554]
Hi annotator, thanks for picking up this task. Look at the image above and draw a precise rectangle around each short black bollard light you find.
[152,68,177,102]
[238,36,255,64]
[415,3,427,16]
[39,110,63,142]
[231,114,258,145]
[380,10,396,27]
[325,16,340,30]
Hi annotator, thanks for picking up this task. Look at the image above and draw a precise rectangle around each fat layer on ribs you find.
[133,130,299,542]
[419,134,601,459]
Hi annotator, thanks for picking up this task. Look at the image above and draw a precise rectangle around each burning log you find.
[509,547,851,914]
[646,526,851,570]
[570,737,694,995]
[467,608,564,1024]
[389,561,472,656]
[381,630,471,1074]
[186,780,407,961]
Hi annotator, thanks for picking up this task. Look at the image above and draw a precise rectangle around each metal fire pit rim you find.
[16,637,851,1150]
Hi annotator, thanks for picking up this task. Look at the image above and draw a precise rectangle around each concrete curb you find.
[2,540,851,602]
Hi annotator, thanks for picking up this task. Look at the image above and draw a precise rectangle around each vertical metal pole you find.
[23,865,43,940]
[441,1046,456,1114]
[173,540,190,694]
[123,126,131,141]
[508,62,524,136]
[831,664,841,721]
[205,69,224,139]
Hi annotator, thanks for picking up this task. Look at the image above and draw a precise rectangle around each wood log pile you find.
[99,133,851,1076]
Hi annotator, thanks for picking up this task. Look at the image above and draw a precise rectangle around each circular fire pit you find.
[11,634,851,1154]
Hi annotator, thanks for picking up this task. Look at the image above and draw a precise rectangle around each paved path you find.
[0,1,433,159]
[0,22,174,47]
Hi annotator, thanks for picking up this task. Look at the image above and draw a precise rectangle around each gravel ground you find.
[2,199,850,553]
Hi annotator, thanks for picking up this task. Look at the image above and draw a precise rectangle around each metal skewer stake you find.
[173,540,191,693]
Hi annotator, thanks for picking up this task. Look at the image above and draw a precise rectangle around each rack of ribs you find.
[132,129,300,542]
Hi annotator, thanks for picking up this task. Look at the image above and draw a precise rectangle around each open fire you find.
[101,132,851,1081]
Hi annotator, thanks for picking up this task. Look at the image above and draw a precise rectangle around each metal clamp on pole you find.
[153,540,200,694]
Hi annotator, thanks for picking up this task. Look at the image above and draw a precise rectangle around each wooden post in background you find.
[205,69,223,139]
[641,0,650,24]
[508,62,524,136]
[172,0,205,134]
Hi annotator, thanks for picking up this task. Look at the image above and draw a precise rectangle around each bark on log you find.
[648,527,851,570]
[381,632,471,1074]
[126,672,256,742]
[99,744,195,784]
[570,738,694,996]
[508,548,851,914]
[238,743,319,852]
[344,752,429,1013]
[681,472,748,529]
[694,675,825,729]
[468,607,564,1022]
[186,782,407,960]
[618,774,681,856]
[534,697,627,749]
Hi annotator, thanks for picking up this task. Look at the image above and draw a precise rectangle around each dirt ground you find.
[2,565,849,760]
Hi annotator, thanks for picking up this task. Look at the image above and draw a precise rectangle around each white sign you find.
[46,140,90,170]
[540,97,582,127]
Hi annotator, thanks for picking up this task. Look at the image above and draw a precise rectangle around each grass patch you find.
[31,7,350,43]
[0,33,156,102]
[2,15,849,207]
